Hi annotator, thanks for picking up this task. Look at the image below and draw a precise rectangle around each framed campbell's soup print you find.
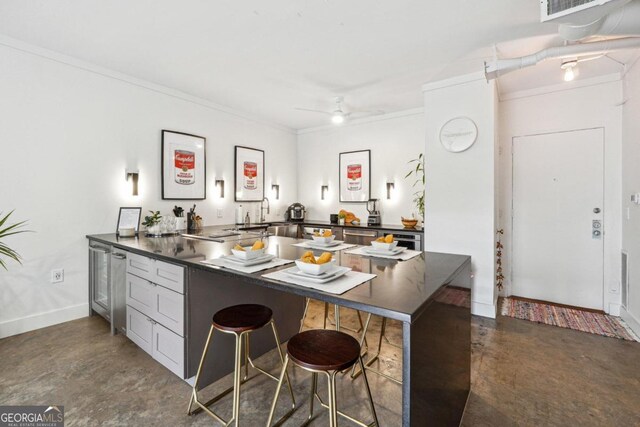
[235,146,264,202]
[162,130,206,200]
[339,149,370,202]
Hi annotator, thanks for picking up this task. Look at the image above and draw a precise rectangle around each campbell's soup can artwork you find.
[244,161,258,190]
[174,150,196,185]
[347,164,362,191]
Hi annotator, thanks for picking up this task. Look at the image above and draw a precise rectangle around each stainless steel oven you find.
[302,226,343,240]
[342,229,379,246]
[391,230,423,251]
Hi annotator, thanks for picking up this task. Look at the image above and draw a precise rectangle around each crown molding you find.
[499,73,622,101]
[0,33,295,134]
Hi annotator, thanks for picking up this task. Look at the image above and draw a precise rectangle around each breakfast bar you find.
[87,230,471,426]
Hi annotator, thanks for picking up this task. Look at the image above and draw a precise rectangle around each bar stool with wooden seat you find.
[267,329,378,427]
[188,304,295,426]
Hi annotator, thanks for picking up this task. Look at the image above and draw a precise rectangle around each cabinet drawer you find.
[126,273,155,318]
[154,285,184,336]
[152,322,184,378]
[127,306,153,355]
[153,260,184,294]
[126,252,154,281]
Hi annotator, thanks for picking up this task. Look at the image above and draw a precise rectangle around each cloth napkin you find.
[344,247,422,261]
[262,269,376,295]
[201,257,294,274]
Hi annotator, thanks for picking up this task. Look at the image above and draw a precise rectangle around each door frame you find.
[510,127,606,310]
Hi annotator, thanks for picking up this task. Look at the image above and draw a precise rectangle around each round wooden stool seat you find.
[212,304,273,333]
[287,329,360,372]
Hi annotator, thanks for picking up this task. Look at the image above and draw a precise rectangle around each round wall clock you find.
[439,117,478,153]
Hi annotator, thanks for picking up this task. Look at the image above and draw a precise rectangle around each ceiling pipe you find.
[485,37,640,80]
[560,0,640,40]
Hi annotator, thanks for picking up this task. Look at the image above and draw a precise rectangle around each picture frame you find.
[234,146,265,202]
[116,207,142,234]
[161,130,206,200]
[339,149,371,202]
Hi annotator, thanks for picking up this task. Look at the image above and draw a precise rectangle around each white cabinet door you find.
[126,273,155,318]
[153,260,184,294]
[154,285,184,336]
[152,322,185,377]
[126,252,154,282]
[127,306,153,355]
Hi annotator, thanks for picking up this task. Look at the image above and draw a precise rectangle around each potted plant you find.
[338,212,346,225]
[143,210,163,236]
[0,210,30,270]
[404,153,425,225]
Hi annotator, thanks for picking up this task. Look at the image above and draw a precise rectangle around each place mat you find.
[291,242,357,252]
[262,269,376,295]
[344,246,422,261]
[201,257,294,274]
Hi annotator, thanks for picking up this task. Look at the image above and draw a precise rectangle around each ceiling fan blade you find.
[349,110,386,118]
[294,107,332,115]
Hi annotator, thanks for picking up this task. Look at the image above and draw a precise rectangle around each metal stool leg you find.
[309,372,318,420]
[188,324,215,415]
[326,371,338,427]
[359,356,380,427]
[266,355,290,426]
[299,298,310,332]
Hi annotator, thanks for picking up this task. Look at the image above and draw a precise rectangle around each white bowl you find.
[295,259,334,276]
[231,247,265,260]
[312,235,336,245]
[371,240,398,251]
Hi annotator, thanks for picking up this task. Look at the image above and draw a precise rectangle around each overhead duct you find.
[485,37,640,79]
[560,0,640,40]
[485,0,640,80]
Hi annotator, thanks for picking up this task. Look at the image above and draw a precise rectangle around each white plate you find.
[288,264,340,278]
[305,240,343,248]
[221,253,275,266]
[283,266,351,283]
[363,246,407,256]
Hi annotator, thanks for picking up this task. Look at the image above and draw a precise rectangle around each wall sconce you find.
[215,179,225,198]
[321,185,329,200]
[126,170,139,196]
[271,184,280,200]
[386,182,395,200]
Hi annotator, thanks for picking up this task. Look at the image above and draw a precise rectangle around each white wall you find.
[296,111,425,224]
[499,76,623,315]
[621,59,640,335]
[0,42,298,338]
[423,73,499,318]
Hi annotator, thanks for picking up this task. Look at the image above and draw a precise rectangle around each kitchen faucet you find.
[260,197,270,223]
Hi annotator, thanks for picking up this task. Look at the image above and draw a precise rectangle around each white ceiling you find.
[0,1,636,130]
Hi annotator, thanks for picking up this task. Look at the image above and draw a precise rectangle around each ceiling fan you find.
[295,96,384,125]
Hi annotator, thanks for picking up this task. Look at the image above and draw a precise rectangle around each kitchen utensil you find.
[330,214,339,223]
[285,203,306,221]
[311,235,336,245]
[371,240,398,251]
[401,217,418,228]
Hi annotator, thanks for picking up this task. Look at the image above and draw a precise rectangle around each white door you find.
[512,128,604,310]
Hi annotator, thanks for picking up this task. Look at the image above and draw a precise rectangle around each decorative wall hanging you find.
[439,117,478,153]
[116,207,142,235]
[161,130,206,200]
[496,229,504,291]
[235,146,265,202]
[339,149,370,202]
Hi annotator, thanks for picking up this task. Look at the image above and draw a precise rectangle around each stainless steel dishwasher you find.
[342,229,379,245]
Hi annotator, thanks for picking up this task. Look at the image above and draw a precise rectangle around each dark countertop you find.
[87,227,467,323]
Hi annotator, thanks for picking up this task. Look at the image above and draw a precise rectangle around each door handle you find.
[344,231,378,238]
[112,253,126,259]
[593,208,601,213]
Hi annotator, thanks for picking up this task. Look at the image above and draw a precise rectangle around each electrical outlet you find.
[51,268,64,283]
[217,208,223,218]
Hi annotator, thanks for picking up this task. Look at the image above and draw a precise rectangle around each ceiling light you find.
[331,110,345,124]
[561,59,577,82]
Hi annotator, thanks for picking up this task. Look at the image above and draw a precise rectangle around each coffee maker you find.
[367,199,381,226]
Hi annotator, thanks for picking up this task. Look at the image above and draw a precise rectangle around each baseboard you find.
[608,303,621,316]
[0,303,89,339]
[620,306,640,338]
[471,299,497,319]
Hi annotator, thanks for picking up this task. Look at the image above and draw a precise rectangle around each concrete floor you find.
[1,301,639,426]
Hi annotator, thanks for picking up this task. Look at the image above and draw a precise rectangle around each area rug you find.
[500,297,639,342]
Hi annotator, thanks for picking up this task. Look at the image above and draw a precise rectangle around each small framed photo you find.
[339,149,371,202]
[235,146,265,202]
[116,207,142,234]
[162,130,206,200]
